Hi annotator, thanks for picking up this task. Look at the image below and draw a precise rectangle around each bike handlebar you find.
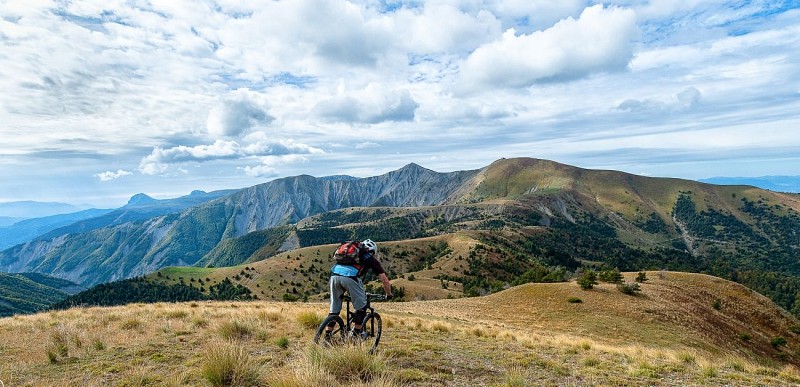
[366,293,388,300]
[340,292,388,301]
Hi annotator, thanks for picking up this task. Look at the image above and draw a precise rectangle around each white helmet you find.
[360,239,377,254]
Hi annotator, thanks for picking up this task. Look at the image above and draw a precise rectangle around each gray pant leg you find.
[329,276,367,313]
[329,276,346,314]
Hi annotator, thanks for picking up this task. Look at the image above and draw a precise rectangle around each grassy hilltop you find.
[2,272,800,386]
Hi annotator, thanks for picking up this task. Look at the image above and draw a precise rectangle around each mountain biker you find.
[327,239,393,337]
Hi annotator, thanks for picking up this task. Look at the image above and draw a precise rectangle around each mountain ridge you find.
[0,158,798,301]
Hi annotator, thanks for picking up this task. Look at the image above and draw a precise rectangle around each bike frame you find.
[342,292,381,330]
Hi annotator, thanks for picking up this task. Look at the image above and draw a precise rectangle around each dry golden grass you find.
[2,271,800,385]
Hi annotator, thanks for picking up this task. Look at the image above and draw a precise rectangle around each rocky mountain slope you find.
[0,164,479,286]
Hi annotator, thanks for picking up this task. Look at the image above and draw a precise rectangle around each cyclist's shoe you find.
[348,329,365,342]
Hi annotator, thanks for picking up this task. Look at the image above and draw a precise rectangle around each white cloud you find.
[458,5,638,91]
[392,5,501,54]
[313,83,418,124]
[207,89,274,138]
[618,87,702,113]
[138,139,323,175]
[488,0,585,29]
[95,169,133,181]
[2,1,800,206]
[242,154,310,178]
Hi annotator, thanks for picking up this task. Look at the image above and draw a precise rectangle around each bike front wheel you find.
[361,312,382,354]
[314,314,346,347]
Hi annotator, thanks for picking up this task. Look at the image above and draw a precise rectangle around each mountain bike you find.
[313,292,385,354]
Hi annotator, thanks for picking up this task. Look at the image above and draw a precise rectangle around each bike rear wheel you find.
[314,315,346,347]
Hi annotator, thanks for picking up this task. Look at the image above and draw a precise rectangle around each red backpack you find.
[333,241,361,266]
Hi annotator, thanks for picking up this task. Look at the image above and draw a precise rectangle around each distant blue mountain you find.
[699,176,800,193]
[0,217,23,227]
[0,209,113,250]
[0,201,93,219]
[36,189,237,241]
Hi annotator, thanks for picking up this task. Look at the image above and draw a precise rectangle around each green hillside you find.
[0,272,82,316]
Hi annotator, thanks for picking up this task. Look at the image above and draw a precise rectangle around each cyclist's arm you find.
[378,273,392,296]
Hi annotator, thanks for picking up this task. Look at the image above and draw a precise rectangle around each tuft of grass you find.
[395,368,428,383]
[191,317,209,329]
[276,336,290,349]
[470,327,486,337]
[201,342,260,387]
[581,356,601,367]
[47,327,70,363]
[501,366,527,386]
[51,329,70,357]
[297,311,323,330]
[630,361,659,378]
[430,321,450,333]
[164,310,188,319]
[725,357,747,372]
[259,310,283,322]
[676,351,697,364]
[120,318,142,330]
[91,337,106,351]
[218,320,254,341]
[307,344,387,382]
[567,297,582,303]
[701,364,718,378]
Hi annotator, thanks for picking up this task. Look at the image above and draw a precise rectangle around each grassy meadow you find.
[3,272,800,386]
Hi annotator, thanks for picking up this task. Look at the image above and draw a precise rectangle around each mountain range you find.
[700,175,800,193]
[0,201,93,219]
[1,157,799,315]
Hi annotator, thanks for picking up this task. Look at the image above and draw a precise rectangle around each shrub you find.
[616,282,641,295]
[598,268,623,284]
[408,274,416,281]
[635,271,648,283]
[712,299,722,310]
[771,336,787,348]
[567,297,582,303]
[201,343,260,386]
[577,270,598,290]
[297,311,323,330]
[738,332,751,342]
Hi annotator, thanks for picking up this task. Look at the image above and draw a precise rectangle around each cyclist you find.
[326,239,393,337]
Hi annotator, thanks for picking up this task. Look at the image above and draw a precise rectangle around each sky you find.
[1,0,799,208]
